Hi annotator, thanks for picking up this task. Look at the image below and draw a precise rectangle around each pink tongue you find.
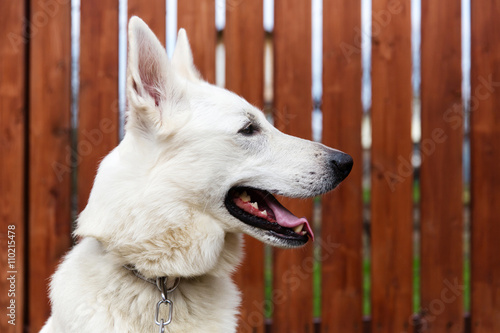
[266,199,315,241]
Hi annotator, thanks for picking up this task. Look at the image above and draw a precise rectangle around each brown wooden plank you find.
[471,1,500,332]
[273,1,314,332]
[78,1,119,211]
[225,1,266,332]
[321,0,364,332]
[370,1,413,332]
[128,0,166,44]
[0,1,26,332]
[420,1,464,331]
[28,0,72,330]
[226,0,264,108]
[177,0,216,83]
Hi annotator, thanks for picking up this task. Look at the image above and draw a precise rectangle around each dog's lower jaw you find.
[43,237,243,333]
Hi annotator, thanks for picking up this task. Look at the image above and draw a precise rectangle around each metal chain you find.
[154,276,180,333]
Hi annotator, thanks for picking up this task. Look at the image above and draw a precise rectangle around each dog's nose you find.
[330,151,353,181]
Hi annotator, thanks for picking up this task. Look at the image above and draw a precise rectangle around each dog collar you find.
[123,264,181,290]
[123,264,180,331]
[124,264,164,284]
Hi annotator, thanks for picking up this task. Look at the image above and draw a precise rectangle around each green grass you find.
[264,246,272,317]
[363,257,371,315]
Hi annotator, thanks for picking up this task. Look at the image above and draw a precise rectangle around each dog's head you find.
[76,17,351,276]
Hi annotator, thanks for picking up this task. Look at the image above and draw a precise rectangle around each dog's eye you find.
[238,123,259,136]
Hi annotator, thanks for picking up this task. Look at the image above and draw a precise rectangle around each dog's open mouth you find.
[225,187,314,244]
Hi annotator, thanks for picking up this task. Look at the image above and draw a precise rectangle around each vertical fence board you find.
[177,0,216,83]
[78,0,119,211]
[273,1,314,332]
[370,1,413,332]
[226,0,263,108]
[128,0,166,44]
[471,1,500,332]
[28,0,72,330]
[0,1,26,332]
[321,0,363,332]
[225,1,265,332]
[420,0,463,331]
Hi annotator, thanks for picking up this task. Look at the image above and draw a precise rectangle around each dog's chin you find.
[242,226,309,249]
[224,186,313,248]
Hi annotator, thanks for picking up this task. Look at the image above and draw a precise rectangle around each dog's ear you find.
[172,29,202,82]
[126,16,180,133]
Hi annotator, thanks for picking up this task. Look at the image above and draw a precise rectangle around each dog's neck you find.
[119,231,243,283]
[77,189,244,279]
[47,237,243,332]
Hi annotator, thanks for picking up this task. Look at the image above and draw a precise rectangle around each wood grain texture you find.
[321,0,363,332]
[420,0,463,331]
[273,1,314,332]
[226,0,264,108]
[128,0,166,44]
[471,1,500,332]
[225,1,265,332]
[78,0,119,211]
[370,0,413,332]
[0,1,26,332]
[28,0,72,330]
[177,0,216,83]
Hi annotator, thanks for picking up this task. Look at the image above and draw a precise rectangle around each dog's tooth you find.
[262,210,268,216]
[293,224,304,233]
[250,202,259,209]
[240,191,251,202]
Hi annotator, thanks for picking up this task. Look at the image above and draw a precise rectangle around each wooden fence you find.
[1,0,499,332]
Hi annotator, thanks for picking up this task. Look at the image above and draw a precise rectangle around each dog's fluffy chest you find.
[45,238,241,333]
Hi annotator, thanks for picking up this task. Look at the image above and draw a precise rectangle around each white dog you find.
[41,17,352,333]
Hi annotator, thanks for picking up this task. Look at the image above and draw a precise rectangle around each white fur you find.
[41,17,350,332]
